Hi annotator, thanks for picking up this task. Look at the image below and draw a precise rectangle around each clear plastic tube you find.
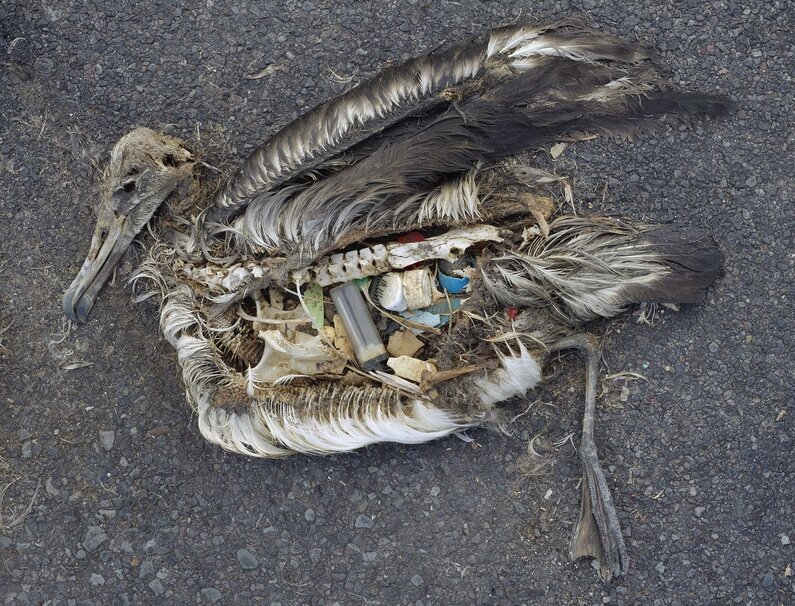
[330,281,388,370]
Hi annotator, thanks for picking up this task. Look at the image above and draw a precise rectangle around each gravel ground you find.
[1,1,793,605]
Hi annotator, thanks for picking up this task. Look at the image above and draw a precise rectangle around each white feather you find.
[475,343,542,406]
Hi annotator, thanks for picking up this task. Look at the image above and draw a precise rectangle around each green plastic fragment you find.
[303,282,325,330]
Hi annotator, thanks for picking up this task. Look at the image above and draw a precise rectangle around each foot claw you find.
[570,444,628,581]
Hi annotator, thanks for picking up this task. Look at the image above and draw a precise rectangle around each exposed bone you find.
[386,224,502,270]
[293,224,502,286]
[246,291,309,334]
[248,330,346,388]
[182,225,503,295]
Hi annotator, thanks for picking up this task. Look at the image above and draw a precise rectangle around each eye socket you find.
[162,154,178,167]
[122,180,136,193]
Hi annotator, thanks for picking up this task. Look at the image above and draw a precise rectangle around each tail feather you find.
[622,226,724,305]
[482,217,724,326]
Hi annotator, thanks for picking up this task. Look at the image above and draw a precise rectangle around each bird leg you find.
[547,333,628,581]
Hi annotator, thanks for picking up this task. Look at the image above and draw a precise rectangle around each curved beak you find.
[63,206,138,323]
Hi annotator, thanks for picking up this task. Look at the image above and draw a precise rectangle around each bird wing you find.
[212,18,658,217]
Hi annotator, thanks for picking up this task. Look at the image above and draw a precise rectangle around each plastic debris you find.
[386,356,437,383]
[302,282,325,330]
[387,330,424,358]
[437,269,470,294]
[330,282,388,370]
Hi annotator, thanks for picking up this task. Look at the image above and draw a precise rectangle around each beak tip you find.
[62,292,91,323]
[76,297,93,323]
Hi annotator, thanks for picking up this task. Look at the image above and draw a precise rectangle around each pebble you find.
[354,514,374,529]
[655,562,666,574]
[89,573,105,586]
[780,534,790,545]
[761,572,774,588]
[139,560,154,578]
[411,574,424,586]
[149,579,165,596]
[237,548,259,569]
[82,526,108,552]
[99,430,115,451]
[34,56,53,74]
[304,508,316,522]
[695,506,706,517]
[201,588,223,604]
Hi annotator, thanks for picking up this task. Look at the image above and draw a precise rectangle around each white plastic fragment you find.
[386,356,437,383]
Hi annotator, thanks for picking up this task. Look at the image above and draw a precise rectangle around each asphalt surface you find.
[1,1,793,605]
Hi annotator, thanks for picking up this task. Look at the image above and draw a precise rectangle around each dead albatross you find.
[62,19,731,580]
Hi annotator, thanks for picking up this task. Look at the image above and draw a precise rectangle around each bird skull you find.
[63,128,195,322]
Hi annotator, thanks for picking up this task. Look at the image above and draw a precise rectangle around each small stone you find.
[745,175,757,187]
[708,342,719,353]
[34,56,53,74]
[201,588,222,604]
[780,534,790,545]
[21,441,32,458]
[45,478,60,496]
[741,209,751,220]
[655,562,666,574]
[410,574,424,586]
[304,508,316,522]
[89,573,105,587]
[99,430,115,451]
[354,514,374,529]
[82,526,108,552]
[237,548,259,570]
[148,579,165,596]
[694,506,706,517]
[139,560,154,578]
[761,572,774,588]
[429,486,440,497]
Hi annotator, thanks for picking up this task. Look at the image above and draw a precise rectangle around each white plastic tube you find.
[330,282,388,370]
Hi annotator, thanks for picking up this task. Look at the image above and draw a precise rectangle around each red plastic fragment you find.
[397,231,425,244]
[507,307,519,321]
